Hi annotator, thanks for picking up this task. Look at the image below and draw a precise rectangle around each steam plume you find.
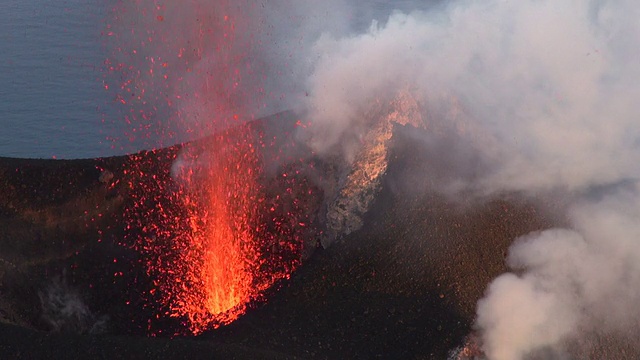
[39,276,108,334]
[299,0,640,358]
[107,0,640,356]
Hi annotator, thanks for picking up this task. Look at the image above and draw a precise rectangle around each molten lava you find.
[123,122,312,335]
[170,129,267,333]
[107,1,314,334]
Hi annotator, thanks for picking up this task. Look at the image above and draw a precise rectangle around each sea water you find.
[0,0,122,159]
[0,0,440,159]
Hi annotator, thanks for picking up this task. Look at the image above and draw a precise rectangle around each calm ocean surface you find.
[0,0,437,159]
[0,0,122,159]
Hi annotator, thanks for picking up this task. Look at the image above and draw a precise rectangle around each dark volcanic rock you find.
[0,113,633,359]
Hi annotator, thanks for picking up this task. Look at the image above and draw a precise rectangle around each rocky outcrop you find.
[322,90,424,247]
[0,111,637,359]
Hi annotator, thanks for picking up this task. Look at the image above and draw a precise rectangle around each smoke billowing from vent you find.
[39,276,108,334]
[476,187,640,359]
[299,0,640,358]
[304,0,640,193]
[107,0,640,356]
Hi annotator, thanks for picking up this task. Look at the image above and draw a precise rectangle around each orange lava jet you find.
[170,128,269,333]
[107,1,312,334]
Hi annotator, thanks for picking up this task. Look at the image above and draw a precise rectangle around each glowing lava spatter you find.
[171,128,269,332]
[106,2,310,334]
[130,123,311,335]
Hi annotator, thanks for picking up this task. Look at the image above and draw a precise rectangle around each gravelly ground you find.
[2,117,620,359]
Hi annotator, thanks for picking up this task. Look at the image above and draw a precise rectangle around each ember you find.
[105,1,312,334]
[162,127,276,333]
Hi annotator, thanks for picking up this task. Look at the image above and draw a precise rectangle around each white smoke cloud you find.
[39,276,108,334]
[108,0,640,357]
[299,0,640,358]
[304,0,640,194]
[477,185,640,359]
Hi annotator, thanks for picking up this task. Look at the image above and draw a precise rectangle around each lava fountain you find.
[106,1,311,334]
[125,119,311,335]
[168,126,272,333]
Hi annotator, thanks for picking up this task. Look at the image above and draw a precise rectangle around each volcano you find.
[0,110,637,359]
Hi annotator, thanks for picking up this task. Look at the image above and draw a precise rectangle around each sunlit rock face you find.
[322,90,424,247]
